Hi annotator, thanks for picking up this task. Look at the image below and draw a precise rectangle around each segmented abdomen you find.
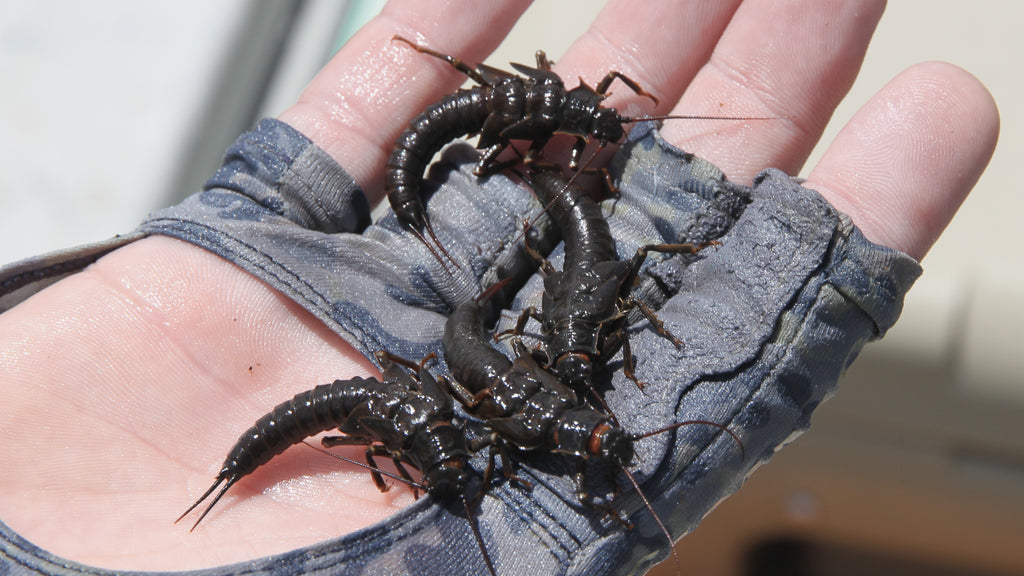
[444,298,513,401]
[386,88,493,231]
[531,168,616,272]
[219,376,392,477]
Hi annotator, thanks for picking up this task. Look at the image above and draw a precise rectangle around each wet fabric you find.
[0,119,921,576]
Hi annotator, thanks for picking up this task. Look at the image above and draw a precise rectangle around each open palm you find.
[0,0,997,571]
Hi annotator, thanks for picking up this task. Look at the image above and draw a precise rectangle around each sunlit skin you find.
[0,0,997,571]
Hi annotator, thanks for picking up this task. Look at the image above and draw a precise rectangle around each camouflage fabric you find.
[0,120,921,575]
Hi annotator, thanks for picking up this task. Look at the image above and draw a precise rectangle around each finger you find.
[278,0,532,203]
[552,0,742,117]
[806,62,998,260]
[660,0,886,182]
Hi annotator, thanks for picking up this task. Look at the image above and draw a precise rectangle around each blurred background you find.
[1,1,1020,574]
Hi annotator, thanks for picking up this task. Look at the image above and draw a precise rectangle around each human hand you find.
[0,0,997,573]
